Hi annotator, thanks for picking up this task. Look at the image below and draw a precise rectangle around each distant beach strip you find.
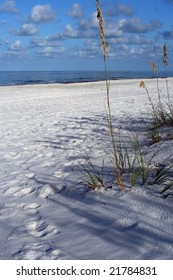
[0,70,173,86]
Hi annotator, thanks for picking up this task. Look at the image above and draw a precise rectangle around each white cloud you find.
[68,3,83,18]
[116,4,135,16]
[90,12,99,29]
[1,37,9,45]
[31,37,60,48]
[109,35,151,45]
[0,0,20,14]
[105,25,123,38]
[39,46,53,56]
[29,4,55,23]
[78,12,98,31]
[18,23,38,36]
[9,40,22,50]
[73,41,101,58]
[3,40,26,58]
[70,12,99,38]
[107,4,135,16]
[64,24,78,38]
[38,46,65,57]
[121,18,162,33]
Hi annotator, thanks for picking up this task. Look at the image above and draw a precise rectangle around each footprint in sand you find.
[25,206,59,238]
[23,203,41,215]
[26,220,49,237]
[38,184,55,198]
[3,152,18,159]
[51,249,62,259]
[25,173,36,179]
[54,170,65,179]
[12,242,61,260]
[24,203,40,210]
[115,218,138,231]
[4,186,35,197]
[26,219,59,238]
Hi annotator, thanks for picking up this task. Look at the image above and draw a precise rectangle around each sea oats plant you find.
[79,1,123,191]
[78,3,173,195]
[96,0,123,190]
[138,44,173,195]
[140,44,173,143]
[153,45,173,126]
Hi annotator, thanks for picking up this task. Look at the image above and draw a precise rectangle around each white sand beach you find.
[0,78,173,260]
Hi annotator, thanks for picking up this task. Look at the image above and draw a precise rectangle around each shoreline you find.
[0,71,173,87]
[1,76,173,89]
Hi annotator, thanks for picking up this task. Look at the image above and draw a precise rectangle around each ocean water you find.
[0,70,173,86]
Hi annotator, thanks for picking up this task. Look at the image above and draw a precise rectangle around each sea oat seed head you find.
[150,61,158,75]
[96,0,106,60]
[163,43,168,67]
[140,81,145,88]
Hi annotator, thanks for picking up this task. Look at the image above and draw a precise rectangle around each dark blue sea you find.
[0,71,173,86]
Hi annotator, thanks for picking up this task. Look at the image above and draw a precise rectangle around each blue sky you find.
[0,0,173,71]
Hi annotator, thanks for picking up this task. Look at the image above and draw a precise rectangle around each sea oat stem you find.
[150,61,162,110]
[96,0,123,190]
[163,44,172,115]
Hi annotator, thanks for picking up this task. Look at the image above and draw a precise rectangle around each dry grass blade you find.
[154,156,173,184]
[153,155,173,196]
[161,181,173,195]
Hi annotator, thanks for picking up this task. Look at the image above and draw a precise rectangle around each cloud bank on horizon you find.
[0,0,173,71]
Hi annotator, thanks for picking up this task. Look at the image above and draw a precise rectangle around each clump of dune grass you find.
[109,133,161,187]
[79,152,106,190]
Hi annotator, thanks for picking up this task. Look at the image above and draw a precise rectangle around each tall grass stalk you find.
[140,81,156,115]
[163,43,173,122]
[140,81,161,143]
[96,0,123,190]
[163,43,170,102]
[150,61,162,110]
